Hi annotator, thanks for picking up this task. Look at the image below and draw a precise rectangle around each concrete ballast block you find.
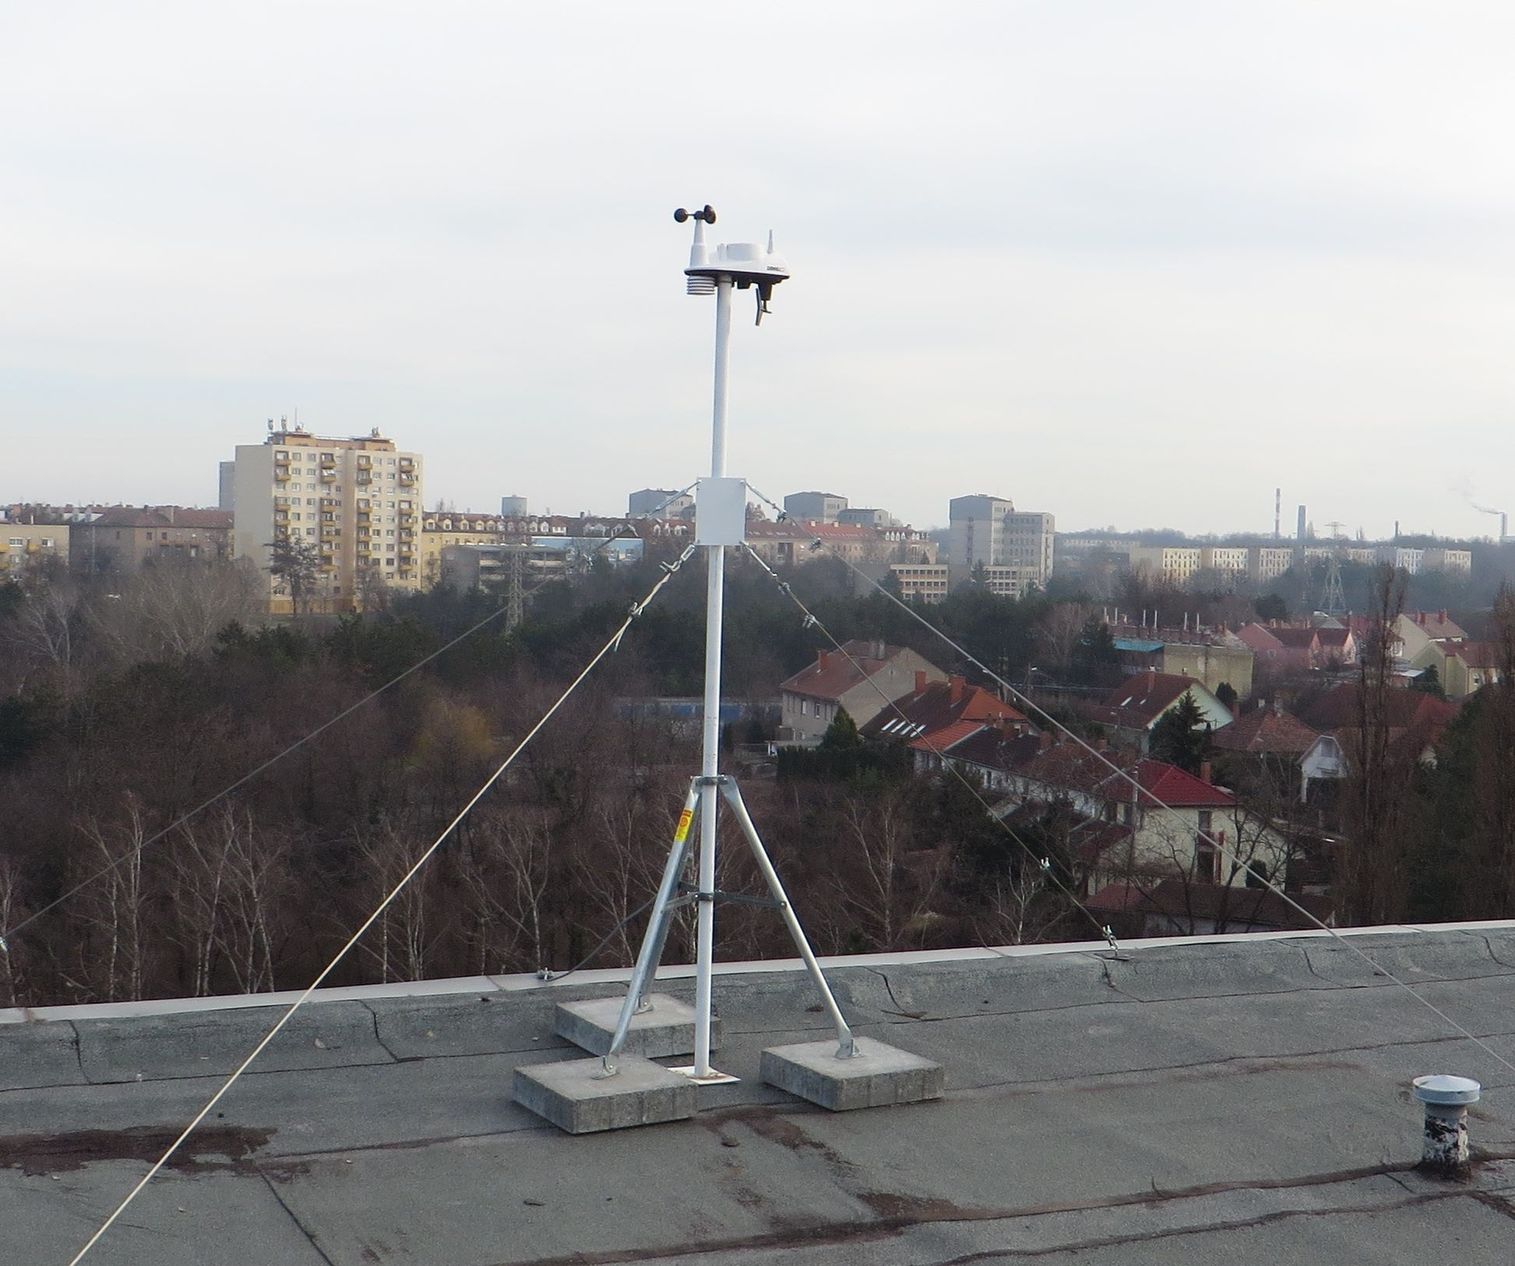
[761,1037,943,1111]
[513,1055,696,1134]
[554,994,719,1058]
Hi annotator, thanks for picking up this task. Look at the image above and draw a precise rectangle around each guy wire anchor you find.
[1100,924,1130,962]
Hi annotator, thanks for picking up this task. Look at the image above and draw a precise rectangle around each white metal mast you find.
[594,206,856,1086]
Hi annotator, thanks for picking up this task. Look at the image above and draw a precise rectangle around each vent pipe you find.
[1412,1074,1480,1173]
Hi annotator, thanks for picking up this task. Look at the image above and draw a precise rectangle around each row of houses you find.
[774,626,1503,936]
[776,642,1314,928]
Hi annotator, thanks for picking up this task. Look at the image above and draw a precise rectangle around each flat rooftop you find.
[5,924,1515,1264]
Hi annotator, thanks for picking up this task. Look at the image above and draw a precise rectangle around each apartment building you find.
[1422,547,1473,574]
[1200,546,1249,583]
[836,507,895,528]
[889,562,950,602]
[71,507,232,575]
[1129,546,1203,586]
[0,522,69,577]
[1376,546,1423,574]
[230,424,423,613]
[783,491,848,523]
[1250,546,1294,585]
[628,488,694,518]
[420,511,508,587]
[948,495,1055,590]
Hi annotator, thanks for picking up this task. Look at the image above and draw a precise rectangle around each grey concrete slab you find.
[75,1000,393,1083]
[9,929,1515,1264]
[1104,939,1320,1001]
[1303,929,1500,985]
[762,1037,943,1110]
[513,1054,695,1132]
[365,991,565,1059]
[0,1164,330,1266]
[0,1019,83,1091]
[861,952,1119,1021]
[602,1172,1464,1265]
[555,992,715,1057]
[266,1122,877,1266]
[745,1063,1423,1215]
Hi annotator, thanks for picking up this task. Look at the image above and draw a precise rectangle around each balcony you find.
[274,469,291,482]
[398,473,415,486]
[398,457,414,469]
[320,471,336,483]
[356,473,372,485]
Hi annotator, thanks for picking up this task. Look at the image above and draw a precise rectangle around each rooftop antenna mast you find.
[602,202,859,1085]
[514,206,941,1133]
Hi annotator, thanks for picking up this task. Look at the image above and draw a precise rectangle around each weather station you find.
[512,207,943,1132]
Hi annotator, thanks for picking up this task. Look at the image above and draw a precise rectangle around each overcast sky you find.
[5,2,1513,538]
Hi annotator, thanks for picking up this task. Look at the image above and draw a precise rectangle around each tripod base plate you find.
[514,1055,695,1134]
[761,1038,944,1112]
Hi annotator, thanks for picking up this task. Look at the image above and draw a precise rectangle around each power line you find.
[745,488,1515,1083]
[0,484,697,954]
[65,544,697,1265]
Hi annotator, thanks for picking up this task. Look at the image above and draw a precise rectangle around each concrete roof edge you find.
[5,920,1512,1027]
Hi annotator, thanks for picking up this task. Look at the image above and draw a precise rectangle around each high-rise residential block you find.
[947,495,1055,593]
[230,424,423,613]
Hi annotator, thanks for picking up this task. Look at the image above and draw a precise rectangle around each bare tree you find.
[91,559,260,663]
[71,801,149,1002]
[456,808,557,974]
[1339,565,1411,925]
[573,794,678,966]
[170,806,289,996]
[4,577,84,693]
[835,787,942,951]
[352,815,435,984]
[1036,602,1092,674]
[979,864,1055,946]
[0,856,29,1006]
[1465,584,1515,916]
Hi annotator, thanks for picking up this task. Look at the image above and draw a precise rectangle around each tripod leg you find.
[719,778,857,1059]
[602,782,699,1073]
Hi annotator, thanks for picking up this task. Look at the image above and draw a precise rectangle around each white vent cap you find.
[1412,1074,1481,1106]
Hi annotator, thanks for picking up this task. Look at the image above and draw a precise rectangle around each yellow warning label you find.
[674,809,694,844]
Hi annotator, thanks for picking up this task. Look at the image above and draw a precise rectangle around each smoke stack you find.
[1296,505,1306,541]
[1412,1075,1480,1174]
[1274,487,1281,540]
